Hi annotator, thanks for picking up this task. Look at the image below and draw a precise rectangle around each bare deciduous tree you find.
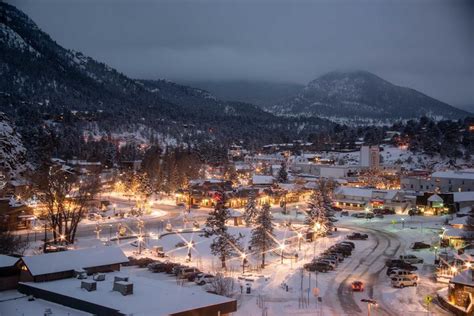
[36,165,100,244]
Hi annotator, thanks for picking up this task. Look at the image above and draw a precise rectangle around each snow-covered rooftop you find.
[453,192,474,203]
[334,187,373,198]
[428,194,443,202]
[21,246,128,276]
[431,170,474,180]
[0,255,19,268]
[21,271,235,315]
[252,175,274,185]
[451,269,474,287]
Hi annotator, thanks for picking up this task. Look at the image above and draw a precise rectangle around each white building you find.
[333,187,414,212]
[401,169,474,193]
[360,146,380,168]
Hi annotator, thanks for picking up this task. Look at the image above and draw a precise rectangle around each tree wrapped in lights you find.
[36,165,100,244]
[204,193,242,269]
[305,188,329,237]
[243,193,258,227]
[250,203,276,268]
[276,162,288,183]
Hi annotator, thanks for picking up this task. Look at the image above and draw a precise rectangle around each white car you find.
[400,255,424,264]
[388,269,418,281]
[195,274,215,286]
[391,276,417,288]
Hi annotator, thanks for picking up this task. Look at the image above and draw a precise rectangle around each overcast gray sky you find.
[10,0,474,106]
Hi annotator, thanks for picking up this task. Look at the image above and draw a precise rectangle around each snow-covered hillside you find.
[323,145,472,170]
[0,112,27,178]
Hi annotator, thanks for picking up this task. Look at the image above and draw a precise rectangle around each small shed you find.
[0,255,20,290]
[228,209,244,226]
[448,269,474,314]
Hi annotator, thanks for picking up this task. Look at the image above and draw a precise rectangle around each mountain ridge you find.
[266,70,469,120]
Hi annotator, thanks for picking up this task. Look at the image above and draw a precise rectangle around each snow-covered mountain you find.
[0,112,27,179]
[0,2,331,149]
[266,71,469,120]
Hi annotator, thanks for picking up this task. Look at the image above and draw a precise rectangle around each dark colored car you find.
[386,260,418,272]
[347,233,369,240]
[386,259,405,268]
[339,241,355,249]
[304,261,331,272]
[411,242,431,250]
[329,246,352,257]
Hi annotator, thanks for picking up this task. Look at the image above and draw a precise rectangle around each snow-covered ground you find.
[8,201,455,316]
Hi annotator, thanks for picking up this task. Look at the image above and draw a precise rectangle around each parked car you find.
[351,281,364,292]
[386,259,405,268]
[331,243,353,253]
[195,273,215,285]
[375,213,384,219]
[187,271,202,282]
[178,267,200,279]
[163,262,180,274]
[304,261,331,272]
[333,206,343,212]
[351,213,366,218]
[341,211,349,217]
[329,246,352,257]
[386,260,418,272]
[411,242,431,250]
[365,212,375,219]
[391,276,417,288]
[316,259,336,269]
[399,255,424,264]
[339,241,355,249]
[388,269,418,281]
[408,208,421,216]
[322,252,344,262]
[148,261,167,273]
[347,233,369,240]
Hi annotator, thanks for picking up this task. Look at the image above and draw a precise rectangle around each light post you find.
[280,244,286,264]
[109,224,113,241]
[401,218,405,229]
[95,224,102,240]
[113,203,117,215]
[137,235,143,254]
[187,242,193,262]
[297,232,303,251]
[241,253,247,274]
[434,246,438,264]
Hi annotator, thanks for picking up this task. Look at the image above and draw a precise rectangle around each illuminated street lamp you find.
[297,232,303,251]
[280,244,286,264]
[137,235,144,254]
[241,253,247,274]
[187,242,193,262]
[401,218,405,229]
[451,266,458,276]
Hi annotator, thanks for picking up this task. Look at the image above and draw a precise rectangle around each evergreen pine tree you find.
[243,193,258,227]
[204,194,242,268]
[305,188,329,236]
[277,162,288,183]
[250,203,276,268]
